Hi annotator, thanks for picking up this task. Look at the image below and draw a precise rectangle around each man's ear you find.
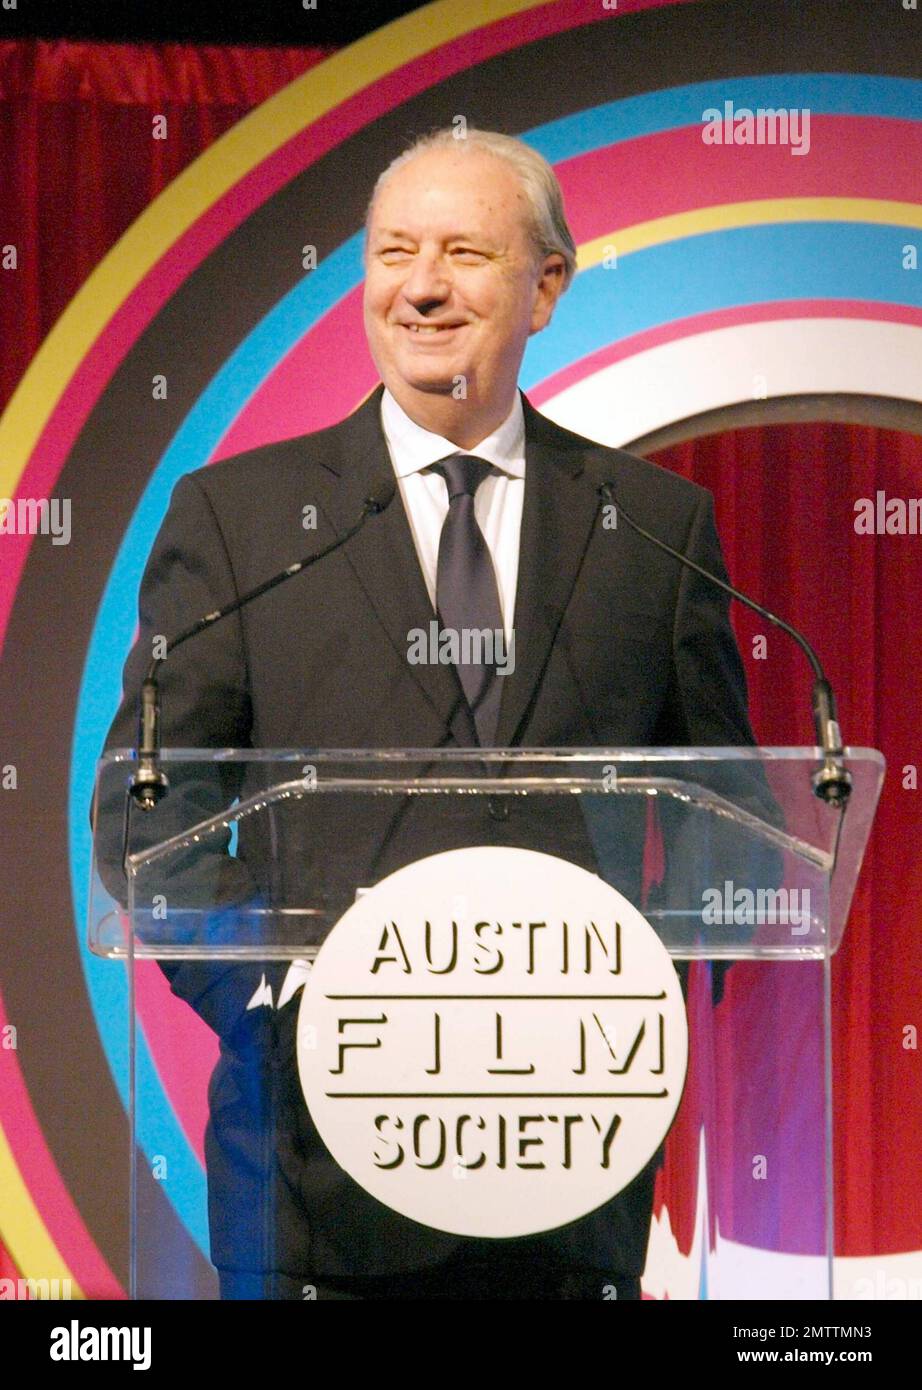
[529,254,568,335]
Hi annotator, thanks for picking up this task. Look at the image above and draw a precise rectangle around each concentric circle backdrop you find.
[0,0,919,1296]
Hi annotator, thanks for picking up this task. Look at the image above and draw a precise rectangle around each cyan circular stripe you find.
[528,74,922,163]
[523,221,922,382]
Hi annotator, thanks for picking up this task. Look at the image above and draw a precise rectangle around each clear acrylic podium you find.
[89,746,883,1300]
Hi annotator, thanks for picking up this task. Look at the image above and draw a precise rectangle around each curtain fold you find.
[652,422,922,1257]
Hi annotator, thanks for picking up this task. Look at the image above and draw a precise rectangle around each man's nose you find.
[401,250,451,306]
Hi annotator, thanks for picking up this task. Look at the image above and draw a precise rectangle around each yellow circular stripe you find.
[578,197,922,268]
[0,1119,85,1297]
[0,0,540,500]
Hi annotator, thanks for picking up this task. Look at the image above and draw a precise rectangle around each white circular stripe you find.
[541,319,922,447]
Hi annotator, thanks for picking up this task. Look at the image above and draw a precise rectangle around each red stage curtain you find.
[653,422,922,1256]
[0,38,331,417]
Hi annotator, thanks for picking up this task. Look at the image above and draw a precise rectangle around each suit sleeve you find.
[91,471,286,1046]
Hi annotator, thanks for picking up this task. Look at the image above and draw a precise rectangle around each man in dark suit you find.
[95,129,763,1299]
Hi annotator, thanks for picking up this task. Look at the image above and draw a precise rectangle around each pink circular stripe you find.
[0,989,123,1296]
[556,116,922,244]
[213,286,378,455]
[135,962,217,1168]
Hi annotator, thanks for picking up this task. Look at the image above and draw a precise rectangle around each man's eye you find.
[452,248,485,260]
[379,247,412,259]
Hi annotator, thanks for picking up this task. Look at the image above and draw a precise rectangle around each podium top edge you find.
[97,746,886,765]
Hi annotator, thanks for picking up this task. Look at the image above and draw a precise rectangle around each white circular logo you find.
[297,847,687,1238]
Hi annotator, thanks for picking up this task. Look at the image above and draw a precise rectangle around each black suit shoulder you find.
[520,393,711,537]
[181,424,341,500]
[160,393,388,583]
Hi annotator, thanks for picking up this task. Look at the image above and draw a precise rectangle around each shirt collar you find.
[380,386,526,480]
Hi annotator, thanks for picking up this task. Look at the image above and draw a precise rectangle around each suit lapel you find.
[315,385,605,748]
[316,385,476,744]
[494,394,604,746]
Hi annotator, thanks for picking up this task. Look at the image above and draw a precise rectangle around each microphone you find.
[598,481,852,808]
[129,475,397,810]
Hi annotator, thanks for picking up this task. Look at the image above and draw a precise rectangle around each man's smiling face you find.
[363,146,564,438]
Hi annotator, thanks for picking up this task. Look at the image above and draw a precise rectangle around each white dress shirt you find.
[259,389,528,1016]
[379,386,526,646]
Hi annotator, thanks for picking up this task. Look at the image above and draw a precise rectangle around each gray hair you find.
[363,127,578,290]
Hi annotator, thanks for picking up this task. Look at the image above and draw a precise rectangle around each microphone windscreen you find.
[364,475,397,514]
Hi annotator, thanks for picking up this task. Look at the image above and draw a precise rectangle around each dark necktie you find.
[431,453,505,746]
